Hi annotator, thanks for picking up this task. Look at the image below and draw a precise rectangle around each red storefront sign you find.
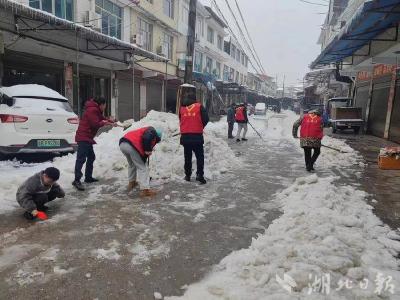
[373,64,396,78]
[356,71,371,82]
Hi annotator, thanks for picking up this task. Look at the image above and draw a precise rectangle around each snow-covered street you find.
[0,111,399,299]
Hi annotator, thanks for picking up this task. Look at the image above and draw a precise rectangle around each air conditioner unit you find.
[83,11,101,31]
[131,33,144,47]
[156,45,166,56]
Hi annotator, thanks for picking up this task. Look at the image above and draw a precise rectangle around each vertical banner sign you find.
[65,63,73,104]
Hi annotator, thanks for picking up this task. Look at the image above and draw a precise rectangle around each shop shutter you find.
[354,84,370,121]
[389,80,400,143]
[368,80,390,137]
[147,81,162,112]
[117,76,140,122]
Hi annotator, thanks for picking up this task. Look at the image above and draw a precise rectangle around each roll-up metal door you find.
[368,80,391,137]
[389,80,400,143]
[147,81,162,112]
[354,83,370,121]
[117,72,140,121]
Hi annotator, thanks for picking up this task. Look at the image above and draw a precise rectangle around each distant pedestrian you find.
[119,126,162,197]
[227,103,236,139]
[17,167,65,221]
[235,103,248,142]
[293,109,324,172]
[73,97,116,191]
[179,87,209,184]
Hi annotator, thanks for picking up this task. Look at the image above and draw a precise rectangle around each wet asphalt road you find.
[0,115,307,300]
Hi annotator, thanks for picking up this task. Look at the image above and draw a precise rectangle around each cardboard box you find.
[378,155,400,170]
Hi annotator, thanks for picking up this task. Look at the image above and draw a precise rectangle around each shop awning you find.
[0,0,168,64]
[311,0,400,69]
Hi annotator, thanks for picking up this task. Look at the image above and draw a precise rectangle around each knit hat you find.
[44,167,60,181]
[156,129,163,140]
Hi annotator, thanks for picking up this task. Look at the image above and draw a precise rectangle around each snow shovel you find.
[248,122,264,141]
[321,144,349,153]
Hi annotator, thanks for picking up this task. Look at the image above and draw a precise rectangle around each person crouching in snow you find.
[292,109,324,172]
[17,167,65,221]
[179,88,209,185]
[119,126,162,197]
[73,97,116,191]
[235,103,249,142]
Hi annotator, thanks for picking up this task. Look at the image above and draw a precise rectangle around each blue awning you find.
[311,0,400,69]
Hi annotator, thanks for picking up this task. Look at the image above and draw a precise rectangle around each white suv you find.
[0,84,78,159]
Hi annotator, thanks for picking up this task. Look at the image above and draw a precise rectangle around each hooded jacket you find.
[75,99,109,144]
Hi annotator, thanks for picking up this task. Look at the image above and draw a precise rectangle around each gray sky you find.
[201,0,326,87]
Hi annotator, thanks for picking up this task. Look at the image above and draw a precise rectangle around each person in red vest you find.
[179,87,209,184]
[73,97,116,191]
[119,126,162,197]
[235,103,249,142]
[293,109,324,172]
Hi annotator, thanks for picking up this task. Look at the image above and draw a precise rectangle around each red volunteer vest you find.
[300,114,323,139]
[180,103,204,134]
[123,127,156,157]
[235,107,245,122]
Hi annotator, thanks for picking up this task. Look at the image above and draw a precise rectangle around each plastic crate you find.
[378,155,400,170]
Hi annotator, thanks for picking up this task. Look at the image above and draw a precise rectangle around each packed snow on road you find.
[0,111,399,299]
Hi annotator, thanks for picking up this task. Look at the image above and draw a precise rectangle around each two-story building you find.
[0,0,167,121]
[128,0,181,116]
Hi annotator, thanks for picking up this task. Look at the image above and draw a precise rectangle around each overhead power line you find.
[220,0,266,75]
[233,0,266,75]
[212,0,263,75]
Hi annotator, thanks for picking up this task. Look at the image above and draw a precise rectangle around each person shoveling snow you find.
[16,167,65,221]
[119,126,162,197]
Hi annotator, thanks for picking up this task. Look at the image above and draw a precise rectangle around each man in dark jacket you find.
[227,103,236,139]
[235,103,249,142]
[119,126,162,197]
[17,167,65,221]
[179,88,209,184]
[73,97,115,191]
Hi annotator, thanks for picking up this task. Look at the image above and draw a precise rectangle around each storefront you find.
[390,69,400,143]
[2,50,64,93]
[116,70,140,122]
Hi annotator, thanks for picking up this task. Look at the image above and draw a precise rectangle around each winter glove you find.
[36,211,48,221]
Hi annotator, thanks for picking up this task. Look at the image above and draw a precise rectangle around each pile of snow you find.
[0,111,238,213]
[319,136,365,169]
[166,175,400,299]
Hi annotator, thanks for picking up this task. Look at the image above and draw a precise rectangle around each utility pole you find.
[184,0,197,84]
[282,74,286,99]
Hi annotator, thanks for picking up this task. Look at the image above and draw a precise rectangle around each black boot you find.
[184,175,191,182]
[84,177,99,183]
[23,211,36,221]
[196,176,207,185]
[72,180,85,191]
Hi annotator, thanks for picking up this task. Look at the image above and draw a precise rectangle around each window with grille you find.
[163,33,173,59]
[164,0,174,18]
[29,0,74,21]
[138,18,153,51]
[95,0,122,39]
[207,26,214,44]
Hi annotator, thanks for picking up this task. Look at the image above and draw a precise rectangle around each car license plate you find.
[37,140,61,148]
